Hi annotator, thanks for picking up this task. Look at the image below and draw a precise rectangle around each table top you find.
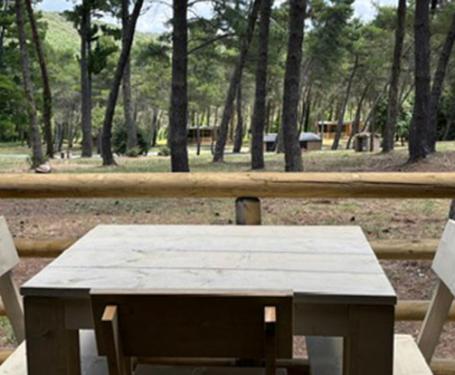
[21,225,396,304]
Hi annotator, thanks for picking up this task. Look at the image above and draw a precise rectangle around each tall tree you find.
[409,0,431,162]
[24,0,53,158]
[347,83,369,149]
[383,0,407,153]
[169,0,190,171]
[121,0,138,155]
[101,0,144,165]
[15,0,44,168]
[233,83,244,153]
[213,0,262,162]
[281,0,306,171]
[251,0,273,170]
[428,11,455,152]
[80,1,93,157]
[331,54,359,150]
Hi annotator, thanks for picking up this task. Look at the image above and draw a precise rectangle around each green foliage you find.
[112,126,149,156]
[157,145,170,156]
[0,75,24,141]
[42,12,80,54]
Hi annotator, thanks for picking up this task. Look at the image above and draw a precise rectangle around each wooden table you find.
[21,225,396,375]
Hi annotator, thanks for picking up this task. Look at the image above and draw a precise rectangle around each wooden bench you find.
[91,290,294,375]
[308,219,455,375]
[0,216,107,375]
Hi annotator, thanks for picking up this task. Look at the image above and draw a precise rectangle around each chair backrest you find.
[432,220,455,295]
[91,290,293,375]
[0,217,24,342]
[417,219,455,362]
[0,217,19,278]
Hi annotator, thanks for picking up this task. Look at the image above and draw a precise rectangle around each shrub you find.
[112,127,149,156]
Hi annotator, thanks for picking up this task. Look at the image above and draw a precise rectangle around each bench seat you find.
[394,335,432,375]
[0,330,107,375]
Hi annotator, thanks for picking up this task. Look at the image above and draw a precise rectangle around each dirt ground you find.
[1,144,455,359]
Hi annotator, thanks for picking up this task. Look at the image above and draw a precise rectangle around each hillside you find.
[42,12,79,53]
[41,12,154,54]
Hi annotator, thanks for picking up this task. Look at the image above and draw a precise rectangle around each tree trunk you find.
[347,84,369,149]
[213,0,262,162]
[169,0,190,171]
[24,0,53,158]
[122,0,138,155]
[233,83,244,153]
[276,109,284,153]
[80,1,93,157]
[449,199,455,220]
[408,0,431,162]
[0,0,7,69]
[265,100,272,134]
[428,11,455,152]
[101,0,144,166]
[383,0,406,152]
[196,122,201,156]
[281,0,307,171]
[150,108,159,147]
[15,0,44,168]
[250,0,273,169]
[332,55,359,150]
[443,117,453,140]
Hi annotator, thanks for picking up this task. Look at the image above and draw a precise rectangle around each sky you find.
[38,0,397,33]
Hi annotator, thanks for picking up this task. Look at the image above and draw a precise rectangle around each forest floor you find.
[1,142,455,359]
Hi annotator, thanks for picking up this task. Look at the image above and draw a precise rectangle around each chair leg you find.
[264,306,277,375]
[101,305,131,375]
[0,272,24,342]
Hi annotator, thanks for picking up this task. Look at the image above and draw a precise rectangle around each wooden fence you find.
[1,172,455,373]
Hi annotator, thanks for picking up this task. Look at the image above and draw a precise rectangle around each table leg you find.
[24,296,81,375]
[306,337,343,375]
[343,305,395,375]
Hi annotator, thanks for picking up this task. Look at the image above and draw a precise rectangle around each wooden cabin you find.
[187,126,215,146]
[317,121,353,139]
[264,133,322,152]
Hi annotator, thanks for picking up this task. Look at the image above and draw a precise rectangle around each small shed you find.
[318,121,353,139]
[299,132,322,151]
[187,126,214,145]
[264,133,278,152]
[353,132,381,152]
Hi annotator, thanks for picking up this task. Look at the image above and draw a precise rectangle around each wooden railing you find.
[1,172,455,373]
[2,172,455,198]
[11,237,440,260]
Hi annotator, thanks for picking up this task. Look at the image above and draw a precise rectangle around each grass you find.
[1,140,454,243]
[1,141,455,174]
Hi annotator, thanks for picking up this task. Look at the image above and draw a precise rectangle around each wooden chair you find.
[90,291,294,375]
[308,219,455,375]
[0,216,107,375]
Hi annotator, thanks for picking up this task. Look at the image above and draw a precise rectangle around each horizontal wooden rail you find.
[370,239,438,260]
[396,300,455,321]
[0,350,13,364]
[2,172,455,199]
[0,299,451,321]
[13,237,439,260]
[0,351,453,374]
[432,359,455,375]
[15,238,78,258]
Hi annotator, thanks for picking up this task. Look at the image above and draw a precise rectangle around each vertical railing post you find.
[235,197,262,225]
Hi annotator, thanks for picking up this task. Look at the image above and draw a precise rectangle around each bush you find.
[157,146,170,156]
[112,127,149,156]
